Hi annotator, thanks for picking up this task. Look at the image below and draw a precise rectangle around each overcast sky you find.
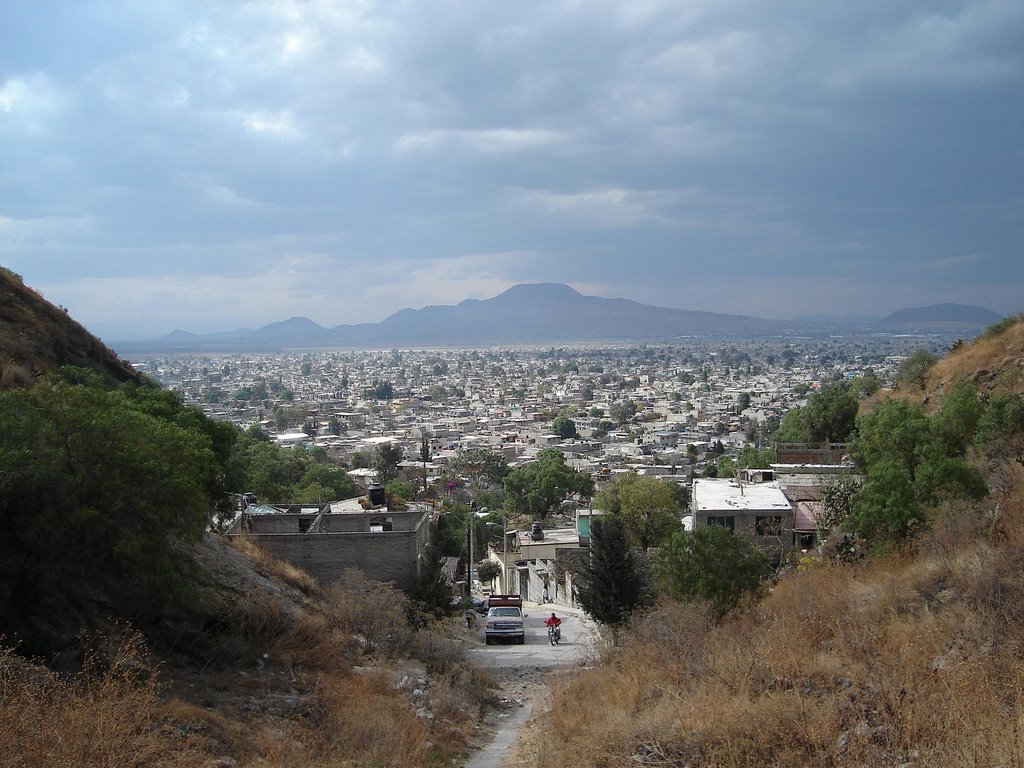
[2,1,1022,339]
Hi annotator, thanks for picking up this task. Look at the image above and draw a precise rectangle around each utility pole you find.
[468,500,476,595]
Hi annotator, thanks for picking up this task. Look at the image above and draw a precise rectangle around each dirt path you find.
[461,602,599,768]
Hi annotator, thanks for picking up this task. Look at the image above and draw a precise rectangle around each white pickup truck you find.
[484,594,525,645]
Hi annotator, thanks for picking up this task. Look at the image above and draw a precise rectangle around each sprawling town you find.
[133,332,956,605]
[142,334,948,477]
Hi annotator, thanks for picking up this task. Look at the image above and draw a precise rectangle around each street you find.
[462,602,599,768]
[467,602,596,667]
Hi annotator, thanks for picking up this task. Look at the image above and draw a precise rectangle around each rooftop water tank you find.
[368,483,386,506]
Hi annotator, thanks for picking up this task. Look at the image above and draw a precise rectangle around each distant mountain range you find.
[876,303,1003,330]
[112,284,1004,352]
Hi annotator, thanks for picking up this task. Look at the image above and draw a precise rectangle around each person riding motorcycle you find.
[545,612,562,641]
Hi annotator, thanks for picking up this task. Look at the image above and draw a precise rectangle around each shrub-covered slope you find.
[532,317,1024,768]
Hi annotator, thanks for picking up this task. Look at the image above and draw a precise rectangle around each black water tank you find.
[368,483,386,506]
[531,521,544,541]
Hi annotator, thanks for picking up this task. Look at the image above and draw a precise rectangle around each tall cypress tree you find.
[417,521,450,618]
[576,517,648,628]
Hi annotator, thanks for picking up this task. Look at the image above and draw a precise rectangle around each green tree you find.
[372,442,404,484]
[452,448,510,491]
[849,398,986,542]
[575,517,649,628]
[476,560,502,589]
[609,399,638,425]
[736,445,776,468]
[714,455,736,478]
[654,525,770,620]
[417,522,450,618]
[804,384,859,442]
[503,448,594,520]
[594,475,682,550]
[896,349,939,391]
[775,382,859,444]
[552,415,578,439]
[0,373,214,643]
[386,478,415,500]
[774,406,810,442]
[974,391,1024,452]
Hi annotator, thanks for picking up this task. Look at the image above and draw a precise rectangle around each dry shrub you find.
[535,465,1024,767]
[321,570,417,658]
[230,535,322,596]
[156,697,251,761]
[304,670,435,765]
[227,591,297,655]
[0,635,203,768]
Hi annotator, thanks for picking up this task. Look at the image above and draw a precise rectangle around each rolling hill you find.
[0,267,142,389]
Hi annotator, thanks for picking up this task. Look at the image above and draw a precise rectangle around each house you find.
[484,522,587,605]
[226,486,431,591]
[773,461,860,550]
[692,471,794,564]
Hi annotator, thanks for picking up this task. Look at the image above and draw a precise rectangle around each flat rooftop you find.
[693,479,792,512]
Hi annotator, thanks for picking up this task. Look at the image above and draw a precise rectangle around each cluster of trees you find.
[0,371,229,643]
[502,448,594,520]
[232,427,357,505]
[0,369,364,650]
[575,514,770,628]
[842,382,998,542]
[773,380,862,443]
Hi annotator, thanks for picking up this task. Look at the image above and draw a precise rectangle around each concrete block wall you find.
[236,510,430,591]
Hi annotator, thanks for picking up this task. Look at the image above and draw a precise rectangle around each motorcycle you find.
[547,623,561,645]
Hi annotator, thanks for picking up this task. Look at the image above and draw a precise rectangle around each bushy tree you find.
[775,382,858,443]
[372,442,404,484]
[451,448,510,491]
[654,525,770,620]
[593,475,682,550]
[385,478,414,501]
[503,448,594,520]
[609,399,638,425]
[974,391,1024,453]
[576,517,649,628]
[849,398,987,542]
[552,415,578,439]
[476,560,502,589]
[895,349,938,391]
[0,372,215,641]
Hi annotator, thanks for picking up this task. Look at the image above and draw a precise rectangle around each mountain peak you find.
[877,303,1001,328]
[491,283,585,306]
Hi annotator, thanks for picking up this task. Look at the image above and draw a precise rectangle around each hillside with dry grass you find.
[527,318,1024,768]
[0,533,496,767]
[0,272,495,767]
[0,266,142,389]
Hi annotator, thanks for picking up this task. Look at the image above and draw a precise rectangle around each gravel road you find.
[461,602,599,768]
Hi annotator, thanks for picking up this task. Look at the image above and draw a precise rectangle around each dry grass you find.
[2,552,494,767]
[532,461,1024,768]
[0,634,206,767]
[230,535,323,596]
[923,316,1024,405]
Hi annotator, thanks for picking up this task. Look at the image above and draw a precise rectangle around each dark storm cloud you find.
[1,0,1021,336]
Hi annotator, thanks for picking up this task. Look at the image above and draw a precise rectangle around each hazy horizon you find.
[2,2,1021,339]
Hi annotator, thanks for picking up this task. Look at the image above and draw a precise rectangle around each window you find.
[706,515,735,531]
[756,516,783,536]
